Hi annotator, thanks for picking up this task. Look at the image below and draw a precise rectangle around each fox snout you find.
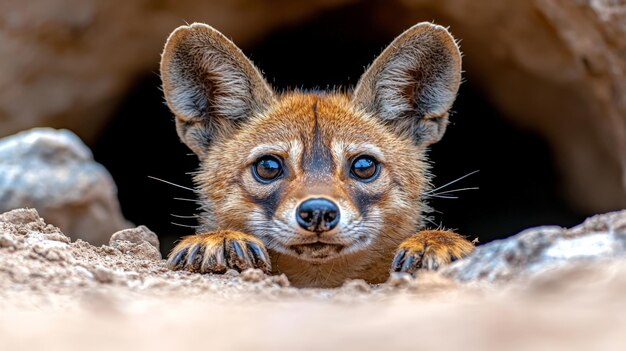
[295,197,340,233]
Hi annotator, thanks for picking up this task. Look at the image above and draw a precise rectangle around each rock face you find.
[0,128,131,245]
[398,0,626,212]
[444,210,626,283]
[0,0,352,143]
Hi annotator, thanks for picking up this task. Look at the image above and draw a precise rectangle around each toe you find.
[168,246,188,270]
[391,249,406,272]
[200,241,227,273]
[185,244,203,270]
[247,242,271,273]
[400,254,417,273]
[226,239,250,271]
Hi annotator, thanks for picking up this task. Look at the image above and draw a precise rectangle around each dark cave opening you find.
[92,2,585,255]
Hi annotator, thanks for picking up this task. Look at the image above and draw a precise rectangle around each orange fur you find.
[160,22,474,287]
[169,231,270,274]
[392,230,475,273]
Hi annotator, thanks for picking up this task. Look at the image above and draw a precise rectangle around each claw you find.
[391,250,406,272]
[186,244,201,267]
[229,240,248,270]
[169,247,188,269]
[232,240,246,260]
[400,254,415,272]
[247,242,271,273]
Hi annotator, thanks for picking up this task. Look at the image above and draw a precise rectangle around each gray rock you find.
[109,225,162,260]
[0,128,131,245]
[444,210,626,283]
[110,225,159,251]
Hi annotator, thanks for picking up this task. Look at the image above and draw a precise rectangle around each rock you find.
[0,208,71,250]
[444,210,626,283]
[0,0,353,144]
[0,128,131,245]
[270,274,291,288]
[110,226,159,251]
[0,233,16,249]
[109,240,161,261]
[398,0,626,212]
[90,265,115,284]
[109,225,161,261]
[0,208,42,226]
[341,279,371,293]
[386,272,413,288]
[240,268,266,283]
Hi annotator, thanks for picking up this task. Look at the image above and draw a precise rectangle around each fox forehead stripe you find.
[302,101,334,175]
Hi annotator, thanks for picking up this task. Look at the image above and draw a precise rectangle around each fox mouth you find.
[289,242,345,261]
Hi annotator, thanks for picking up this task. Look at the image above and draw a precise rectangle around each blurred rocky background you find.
[0,0,624,253]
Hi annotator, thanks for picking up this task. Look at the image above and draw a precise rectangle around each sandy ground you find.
[1,209,626,351]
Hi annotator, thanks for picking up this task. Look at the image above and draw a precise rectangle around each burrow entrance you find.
[92,2,585,255]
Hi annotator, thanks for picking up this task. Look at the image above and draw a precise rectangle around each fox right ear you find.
[160,23,275,158]
[352,23,462,148]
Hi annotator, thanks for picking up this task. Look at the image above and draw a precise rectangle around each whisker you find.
[173,197,200,203]
[425,170,479,194]
[170,214,198,219]
[429,187,479,196]
[323,259,337,286]
[148,176,196,192]
[424,194,459,199]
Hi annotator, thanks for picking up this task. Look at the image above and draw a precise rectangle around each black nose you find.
[296,198,340,232]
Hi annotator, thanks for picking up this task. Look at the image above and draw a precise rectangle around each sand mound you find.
[1,208,626,350]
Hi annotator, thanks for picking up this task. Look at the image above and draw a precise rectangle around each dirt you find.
[1,208,626,350]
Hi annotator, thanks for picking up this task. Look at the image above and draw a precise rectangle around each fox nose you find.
[296,198,340,232]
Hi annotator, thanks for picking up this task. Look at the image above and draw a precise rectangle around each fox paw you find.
[167,231,271,274]
[391,230,473,274]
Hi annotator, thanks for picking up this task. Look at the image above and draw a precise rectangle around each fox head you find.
[160,23,461,281]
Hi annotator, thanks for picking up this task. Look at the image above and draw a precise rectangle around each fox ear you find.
[352,23,461,147]
[160,23,275,157]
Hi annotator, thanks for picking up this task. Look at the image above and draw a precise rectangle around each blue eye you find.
[252,155,284,183]
[350,155,380,182]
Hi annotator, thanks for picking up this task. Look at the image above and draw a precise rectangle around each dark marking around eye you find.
[350,187,383,217]
[250,186,282,219]
[236,179,283,219]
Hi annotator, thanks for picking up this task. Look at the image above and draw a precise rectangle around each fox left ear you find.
[352,23,462,147]
[160,23,275,158]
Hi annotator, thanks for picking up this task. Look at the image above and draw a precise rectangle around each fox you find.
[159,22,474,288]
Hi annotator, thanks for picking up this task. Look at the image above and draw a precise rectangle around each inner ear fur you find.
[160,23,275,157]
[352,23,462,147]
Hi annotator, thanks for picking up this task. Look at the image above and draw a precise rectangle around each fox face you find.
[161,22,463,286]
[196,93,429,264]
